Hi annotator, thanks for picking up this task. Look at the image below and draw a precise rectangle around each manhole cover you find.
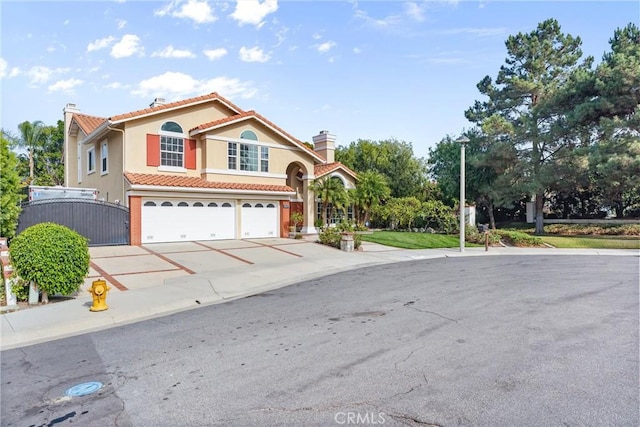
[65,381,103,397]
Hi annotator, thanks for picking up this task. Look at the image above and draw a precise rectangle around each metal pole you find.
[460,142,465,253]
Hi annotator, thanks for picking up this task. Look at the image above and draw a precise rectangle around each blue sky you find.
[1,1,638,157]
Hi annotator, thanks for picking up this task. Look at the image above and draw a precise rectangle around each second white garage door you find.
[240,201,279,239]
[142,200,236,243]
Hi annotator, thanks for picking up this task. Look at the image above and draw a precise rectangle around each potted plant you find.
[289,211,304,238]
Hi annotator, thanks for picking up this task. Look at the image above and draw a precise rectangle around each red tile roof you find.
[74,113,107,135]
[314,162,358,180]
[109,92,243,122]
[191,110,323,161]
[125,172,295,193]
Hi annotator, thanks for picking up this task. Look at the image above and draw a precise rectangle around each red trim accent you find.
[129,196,142,246]
[280,200,290,238]
[146,134,160,166]
[185,139,196,170]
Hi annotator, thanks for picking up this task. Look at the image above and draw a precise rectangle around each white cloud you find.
[131,71,256,99]
[354,8,402,29]
[317,41,336,54]
[25,66,69,86]
[404,2,425,22]
[87,36,116,52]
[0,58,9,78]
[353,47,362,54]
[117,19,127,29]
[63,19,70,25]
[152,45,196,58]
[230,0,278,28]
[239,46,270,63]
[48,78,83,93]
[312,33,322,40]
[155,0,217,24]
[111,34,143,58]
[203,48,228,61]
[104,82,125,89]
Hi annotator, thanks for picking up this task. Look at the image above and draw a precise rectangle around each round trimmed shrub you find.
[9,223,89,302]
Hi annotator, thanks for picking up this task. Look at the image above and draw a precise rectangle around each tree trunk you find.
[535,192,545,235]
[41,290,49,304]
[29,148,34,181]
[488,199,496,230]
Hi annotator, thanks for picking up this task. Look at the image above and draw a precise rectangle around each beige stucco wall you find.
[77,132,124,202]
[123,103,233,175]
[201,120,316,186]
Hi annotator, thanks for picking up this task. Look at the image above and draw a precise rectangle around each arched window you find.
[266,203,276,208]
[240,130,258,141]
[160,121,184,167]
[161,201,173,207]
[255,203,264,208]
[193,202,203,207]
[178,202,188,207]
[208,202,218,207]
[161,121,183,133]
[144,201,157,207]
[222,202,232,207]
[242,203,252,208]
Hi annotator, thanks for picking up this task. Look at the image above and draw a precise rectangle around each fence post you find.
[0,237,17,307]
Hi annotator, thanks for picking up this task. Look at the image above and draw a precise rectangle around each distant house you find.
[63,92,357,244]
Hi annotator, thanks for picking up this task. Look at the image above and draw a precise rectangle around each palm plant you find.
[353,171,391,226]
[311,177,347,228]
[16,120,45,182]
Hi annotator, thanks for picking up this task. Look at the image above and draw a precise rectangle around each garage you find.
[240,201,279,239]
[141,199,236,243]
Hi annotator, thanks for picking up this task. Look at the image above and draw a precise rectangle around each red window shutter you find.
[185,139,197,170]
[146,134,160,167]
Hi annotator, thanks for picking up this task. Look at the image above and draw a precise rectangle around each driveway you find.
[84,238,327,294]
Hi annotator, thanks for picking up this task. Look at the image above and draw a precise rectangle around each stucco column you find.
[300,177,318,234]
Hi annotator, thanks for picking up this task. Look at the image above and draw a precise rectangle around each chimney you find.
[312,130,336,163]
[63,103,80,136]
[149,97,166,108]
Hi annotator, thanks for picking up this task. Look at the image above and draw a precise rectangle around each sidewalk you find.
[1,242,637,350]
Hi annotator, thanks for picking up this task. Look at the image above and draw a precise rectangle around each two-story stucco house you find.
[63,92,357,245]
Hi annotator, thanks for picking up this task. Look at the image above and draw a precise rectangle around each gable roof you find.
[314,162,358,180]
[190,110,325,163]
[73,113,107,135]
[125,172,295,194]
[109,92,243,123]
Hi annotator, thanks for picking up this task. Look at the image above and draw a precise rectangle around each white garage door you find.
[142,200,235,243]
[240,201,279,239]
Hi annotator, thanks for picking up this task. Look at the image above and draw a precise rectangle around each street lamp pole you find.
[456,136,470,252]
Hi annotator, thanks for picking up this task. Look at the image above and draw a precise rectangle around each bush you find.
[496,230,545,247]
[318,224,362,249]
[465,225,501,245]
[9,223,89,302]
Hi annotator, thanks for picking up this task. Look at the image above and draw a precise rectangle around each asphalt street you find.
[1,255,638,426]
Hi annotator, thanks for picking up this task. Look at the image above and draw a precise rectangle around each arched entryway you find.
[285,162,309,235]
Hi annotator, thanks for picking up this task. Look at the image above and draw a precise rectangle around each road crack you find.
[387,413,441,426]
[403,301,457,323]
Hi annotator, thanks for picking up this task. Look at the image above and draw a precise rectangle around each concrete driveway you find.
[84,238,328,294]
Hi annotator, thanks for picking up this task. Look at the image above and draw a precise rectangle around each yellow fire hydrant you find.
[88,279,110,312]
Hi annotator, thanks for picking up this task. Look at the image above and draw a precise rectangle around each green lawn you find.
[360,231,480,249]
[541,235,640,249]
[360,231,639,250]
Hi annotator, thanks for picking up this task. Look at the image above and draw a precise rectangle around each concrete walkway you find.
[1,238,637,350]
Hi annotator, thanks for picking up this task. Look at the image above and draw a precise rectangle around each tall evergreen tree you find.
[465,19,590,234]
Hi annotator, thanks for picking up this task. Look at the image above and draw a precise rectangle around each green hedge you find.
[9,223,89,299]
[496,230,545,247]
